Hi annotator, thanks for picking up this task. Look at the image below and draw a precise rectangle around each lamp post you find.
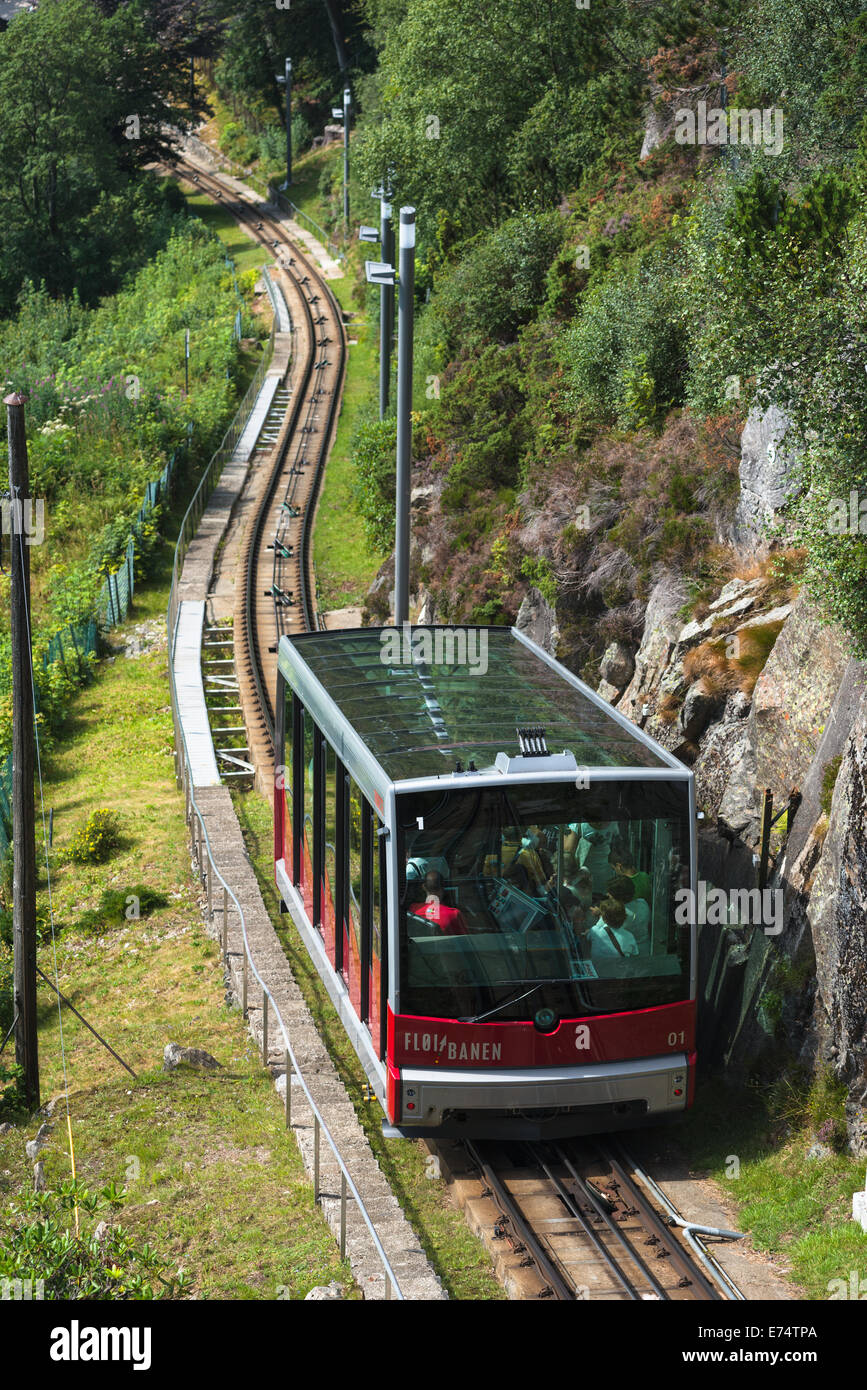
[365,205,415,619]
[276,57,292,188]
[360,185,394,419]
[394,207,415,623]
[343,86,351,233]
[379,192,394,418]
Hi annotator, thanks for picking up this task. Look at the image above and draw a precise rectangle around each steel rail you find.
[611,1140,743,1300]
[172,156,346,740]
[594,1141,721,1301]
[553,1141,674,1299]
[527,1143,642,1300]
[463,1139,575,1300]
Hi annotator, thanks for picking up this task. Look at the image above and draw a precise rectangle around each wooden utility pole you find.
[6,391,39,1109]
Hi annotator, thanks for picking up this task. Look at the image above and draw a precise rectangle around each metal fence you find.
[165,309,404,1301]
[266,185,342,261]
[168,321,276,643]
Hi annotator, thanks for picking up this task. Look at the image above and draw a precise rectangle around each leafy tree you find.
[561,249,687,429]
[0,0,190,312]
[433,213,564,353]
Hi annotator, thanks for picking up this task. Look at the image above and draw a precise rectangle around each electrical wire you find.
[15,504,79,1233]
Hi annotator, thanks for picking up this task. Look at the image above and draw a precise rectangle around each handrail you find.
[165,317,403,1301]
[267,184,342,261]
[261,265,293,335]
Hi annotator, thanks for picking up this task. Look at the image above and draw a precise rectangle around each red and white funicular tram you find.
[274,626,697,1139]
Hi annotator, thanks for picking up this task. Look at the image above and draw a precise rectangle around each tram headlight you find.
[534,1007,558,1034]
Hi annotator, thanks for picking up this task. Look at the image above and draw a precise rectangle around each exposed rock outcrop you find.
[718,595,851,844]
[731,403,803,554]
[515,587,559,657]
[806,687,867,1150]
[599,640,635,691]
[618,571,690,721]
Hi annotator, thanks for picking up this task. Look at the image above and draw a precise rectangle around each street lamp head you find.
[399,206,416,249]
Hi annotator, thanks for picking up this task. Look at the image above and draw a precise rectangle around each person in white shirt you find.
[605,873,651,951]
[585,896,638,965]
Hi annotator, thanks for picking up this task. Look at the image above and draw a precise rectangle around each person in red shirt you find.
[409,870,468,936]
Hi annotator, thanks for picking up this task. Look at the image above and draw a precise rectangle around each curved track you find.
[171,156,346,780]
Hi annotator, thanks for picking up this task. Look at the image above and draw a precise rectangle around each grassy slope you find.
[676,1075,867,1299]
[314,273,385,610]
[0,516,354,1299]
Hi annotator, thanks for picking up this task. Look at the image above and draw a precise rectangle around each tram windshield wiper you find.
[458,981,547,1025]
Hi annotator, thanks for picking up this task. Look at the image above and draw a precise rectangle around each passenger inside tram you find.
[407,869,469,937]
[604,873,651,952]
[582,895,639,965]
[612,854,652,904]
[564,821,624,895]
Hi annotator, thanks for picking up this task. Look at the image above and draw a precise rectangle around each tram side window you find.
[299,709,315,914]
[369,806,384,1047]
[321,740,337,954]
[282,689,295,870]
[344,776,363,1012]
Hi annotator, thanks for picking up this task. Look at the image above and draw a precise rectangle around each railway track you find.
[170,155,347,785]
[464,1138,739,1301]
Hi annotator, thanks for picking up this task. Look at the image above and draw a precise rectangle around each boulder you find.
[304,1281,344,1300]
[732,403,803,554]
[597,679,622,706]
[515,586,559,657]
[807,686,867,1106]
[618,571,690,721]
[162,1043,222,1072]
[680,679,720,741]
[599,640,634,690]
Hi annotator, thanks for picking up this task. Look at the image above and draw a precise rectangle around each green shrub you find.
[438,343,527,504]
[65,809,122,865]
[291,112,312,157]
[434,213,565,351]
[75,885,169,933]
[561,247,687,430]
[0,1180,193,1299]
[350,414,397,553]
[520,556,557,606]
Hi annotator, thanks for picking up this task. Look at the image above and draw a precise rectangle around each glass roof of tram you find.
[279,627,674,781]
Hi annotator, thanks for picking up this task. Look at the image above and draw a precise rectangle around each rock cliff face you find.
[731,403,803,554]
[805,690,867,1151]
[584,399,866,1147]
[594,563,866,1146]
[717,596,851,843]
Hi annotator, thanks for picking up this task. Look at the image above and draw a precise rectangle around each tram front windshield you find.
[397,780,691,1022]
